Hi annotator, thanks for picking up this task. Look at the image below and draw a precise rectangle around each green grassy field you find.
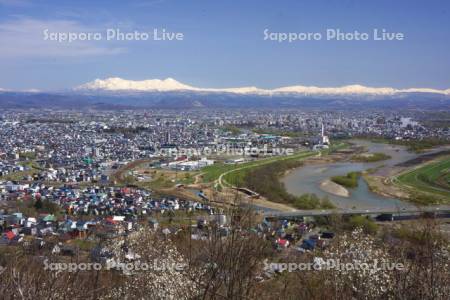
[396,156,450,203]
[201,163,242,183]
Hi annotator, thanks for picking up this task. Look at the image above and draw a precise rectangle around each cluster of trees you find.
[259,219,449,300]
[331,171,361,188]
[231,160,334,209]
[18,152,37,160]
[345,215,378,234]
[10,198,61,218]
[293,194,335,210]
[33,198,60,215]
[221,125,242,135]
[228,159,301,204]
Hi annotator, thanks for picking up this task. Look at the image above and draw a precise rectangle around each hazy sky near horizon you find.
[0,0,449,90]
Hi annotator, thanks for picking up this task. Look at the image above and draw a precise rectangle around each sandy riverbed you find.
[320,179,349,197]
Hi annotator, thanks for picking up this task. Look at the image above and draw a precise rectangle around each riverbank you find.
[363,174,410,200]
[356,136,450,153]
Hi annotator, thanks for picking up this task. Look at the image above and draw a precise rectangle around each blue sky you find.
[0,0,449,90]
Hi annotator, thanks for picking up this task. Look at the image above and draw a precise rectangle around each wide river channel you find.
[281,140,443,210]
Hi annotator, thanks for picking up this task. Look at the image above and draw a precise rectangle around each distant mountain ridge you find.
[1,77,450,110]
[75,77,450,96]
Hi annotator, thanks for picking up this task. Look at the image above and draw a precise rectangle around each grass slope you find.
[396,157,450,203]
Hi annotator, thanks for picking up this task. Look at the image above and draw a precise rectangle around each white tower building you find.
[321,123,330,145]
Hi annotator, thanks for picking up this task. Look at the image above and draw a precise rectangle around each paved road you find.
[264,205,450,218]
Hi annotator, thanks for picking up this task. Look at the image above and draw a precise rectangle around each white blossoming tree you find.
[99,227,200,300]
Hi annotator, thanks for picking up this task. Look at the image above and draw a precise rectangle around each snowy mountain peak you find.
[273,84,397,95]
[76,77,195,92]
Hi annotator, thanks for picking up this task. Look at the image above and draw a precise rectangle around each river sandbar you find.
[320,179,349,197]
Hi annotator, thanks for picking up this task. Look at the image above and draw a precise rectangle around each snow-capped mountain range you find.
[75,77,450,96]
[1,77,450,110]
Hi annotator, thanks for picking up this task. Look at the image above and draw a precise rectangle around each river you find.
[282,140,440,210]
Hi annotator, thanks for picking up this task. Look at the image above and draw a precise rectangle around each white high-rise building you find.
[321,123,330,145]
